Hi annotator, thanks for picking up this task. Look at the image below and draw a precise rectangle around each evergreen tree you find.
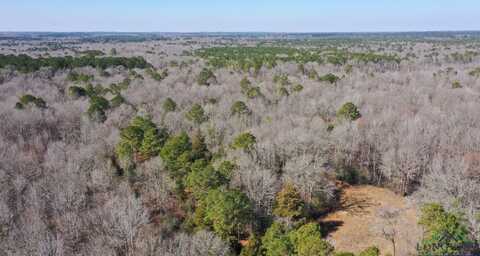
[231,101,250,116]
[200,189,253,242]
[418,204,471,256]
[116,116,166,162]
[191,130,210,161]
[160,132,192,176]
[232,132,256,151]
[110,94,125,108]
[185,161,228,199]
[186,104,207,125]
[197,68,216,86]
[240,77,252,92]
[163,97,177,112]
[337,102,361,121]
[138,127,163,160]
[273,183,304,219]
[261,222,293,256]
[289,223,334,256]
[319,73,340,84]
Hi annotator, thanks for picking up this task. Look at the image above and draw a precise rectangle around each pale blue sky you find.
[1,0,479,32]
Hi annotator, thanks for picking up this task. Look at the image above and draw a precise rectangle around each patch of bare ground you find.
[321,185,422,256]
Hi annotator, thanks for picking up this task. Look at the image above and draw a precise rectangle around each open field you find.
[323,185,421,255]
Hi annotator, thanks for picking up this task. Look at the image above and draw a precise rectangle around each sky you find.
[1,0,479,32]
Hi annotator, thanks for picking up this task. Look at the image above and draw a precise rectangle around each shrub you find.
[289,223,334,256]
[335,252,355,256]
[358,246,380,256]
[308,188,337,216]
[185,104,207,125]
[231,132,256,151]
[319,73,340,84]
[163,97,177,112]
[336,164,359,185]
[337,102,361,121]
[417,204,471,256]
[197,68,216,86]
[199,189,253,242]
[231,101,250,116]
[273,183,304,219]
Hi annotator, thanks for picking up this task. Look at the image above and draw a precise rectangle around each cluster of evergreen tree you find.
[0,54,150,73]
[115,117,254,249]
[113,113,387,255]
[67,71,94,83]
[195,46,401,73]
[418,204,473,256]
[67,72,139,121]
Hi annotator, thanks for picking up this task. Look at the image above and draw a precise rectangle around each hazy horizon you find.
[2,0,479,32]
[1,30,480,33]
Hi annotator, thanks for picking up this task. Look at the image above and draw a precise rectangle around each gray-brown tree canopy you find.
[0,32,479,255]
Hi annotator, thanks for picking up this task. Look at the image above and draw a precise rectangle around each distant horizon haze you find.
[1,30,480,34]
[1,0,479,32]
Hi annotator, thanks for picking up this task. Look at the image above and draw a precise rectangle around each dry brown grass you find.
[322,185,422,256]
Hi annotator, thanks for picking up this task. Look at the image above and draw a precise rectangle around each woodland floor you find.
[322,185,422,256]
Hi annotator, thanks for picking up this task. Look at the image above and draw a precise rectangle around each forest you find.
[0,32,479,256]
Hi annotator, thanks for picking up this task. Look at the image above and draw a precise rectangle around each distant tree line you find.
[0,54,151,73]
[195,46,401,74]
